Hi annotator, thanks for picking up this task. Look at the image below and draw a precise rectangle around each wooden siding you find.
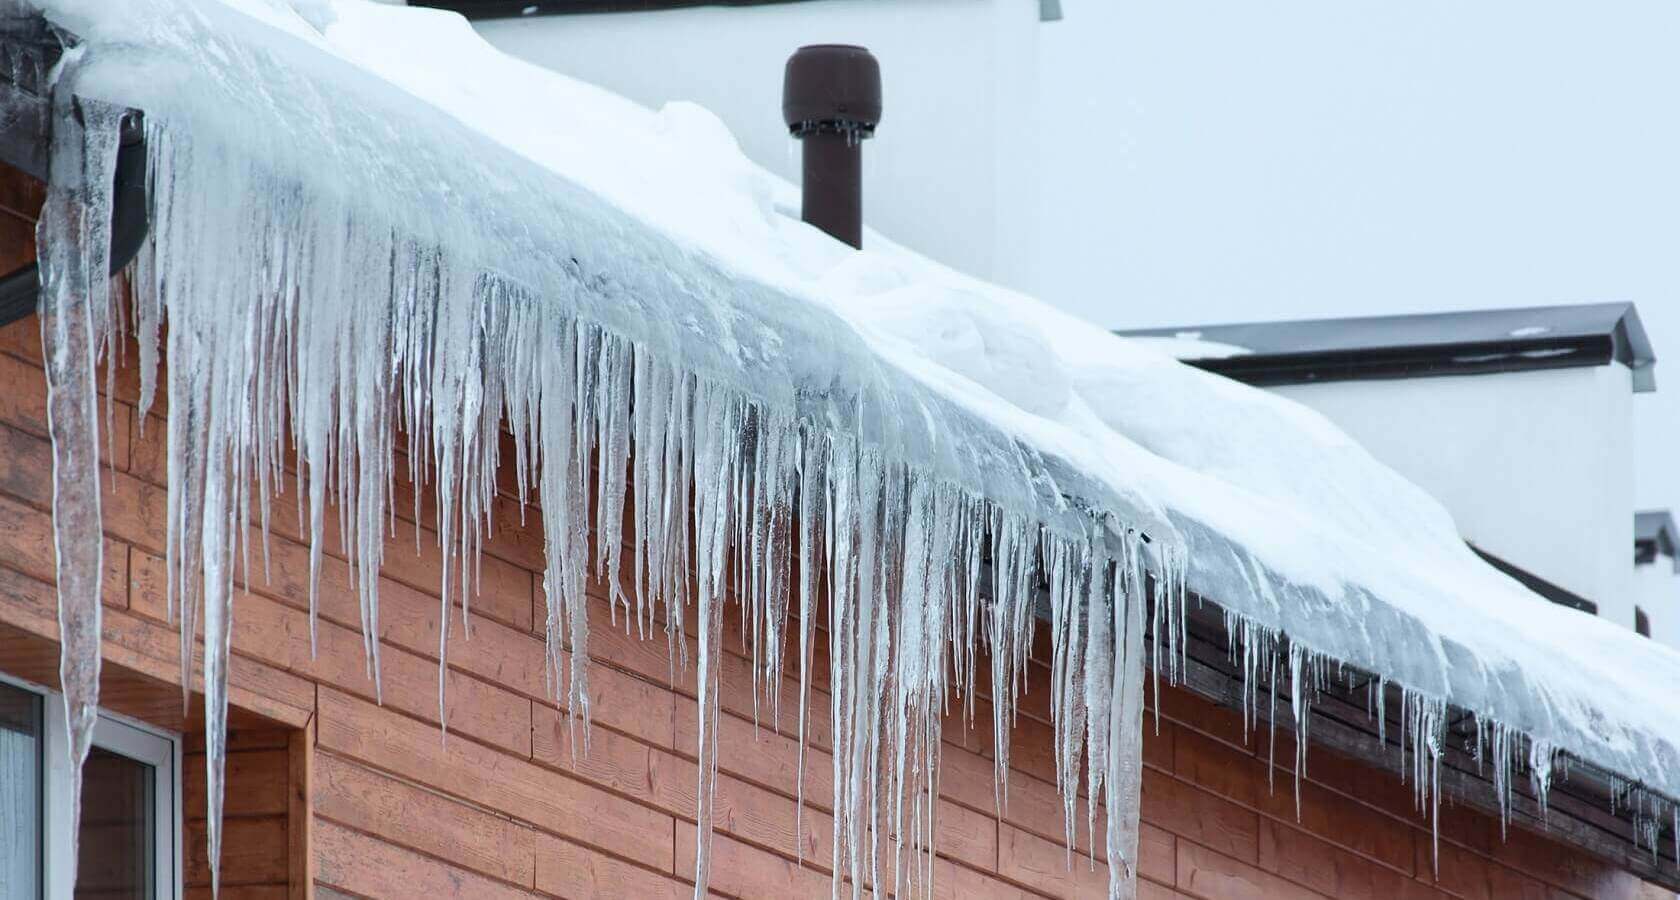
[184,727,295,897]
[0,315,1670,898]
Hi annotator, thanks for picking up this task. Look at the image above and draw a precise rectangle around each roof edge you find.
[1635,510,1680,573]
[1119,302,1658,394]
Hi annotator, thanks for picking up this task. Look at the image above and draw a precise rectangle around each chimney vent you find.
[782,44,881,249]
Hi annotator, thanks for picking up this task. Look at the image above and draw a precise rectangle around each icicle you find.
[1104,525,1147,897]
[792,425,825,868]
[1491,720,1513,839]
[688,382,741,899]
[1530,738,1557,819]
[94,97,1190,900]
[38,88,122,898]
[1287,644,1311,819]
[1082,544,1112,866]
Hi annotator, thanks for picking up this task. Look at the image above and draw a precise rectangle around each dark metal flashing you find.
[0,14,57,181]
[412,0,829,19]
[1118,303,1657,393]
[1469,543,1598,615]
[0,16,149,330]
[418,0,1067,22]
[1635,510,1679,573]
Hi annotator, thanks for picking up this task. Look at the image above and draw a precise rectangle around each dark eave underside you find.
[1117,303,1657,392]
[1636,511,1679,571]
[410,0,828,19]
[413,0,1064,20]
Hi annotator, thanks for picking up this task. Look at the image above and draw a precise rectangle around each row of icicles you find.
[22,85,1678,900]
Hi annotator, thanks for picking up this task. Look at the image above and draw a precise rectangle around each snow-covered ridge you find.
[23,0,1680,895]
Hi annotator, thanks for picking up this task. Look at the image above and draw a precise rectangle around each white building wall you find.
[1270,365,1637,630]
[1634,559,1680,649]
[473,0,1044,294]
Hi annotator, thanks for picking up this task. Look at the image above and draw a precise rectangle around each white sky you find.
[1038,0,1680,517]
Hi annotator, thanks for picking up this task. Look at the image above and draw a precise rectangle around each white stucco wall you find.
[1270,365,1637,631]
[473,0,1044,294]
[1634,559,1680,649]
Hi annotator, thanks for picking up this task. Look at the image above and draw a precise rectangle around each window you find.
[1636,607,1651,638]
[0,674,180,899]
[0,681,42,896]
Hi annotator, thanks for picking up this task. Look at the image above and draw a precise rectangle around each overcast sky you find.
[1038,0,1680,516]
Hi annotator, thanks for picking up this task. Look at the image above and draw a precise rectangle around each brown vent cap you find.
[782,44,882,137]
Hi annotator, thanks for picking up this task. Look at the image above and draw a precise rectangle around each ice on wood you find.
[37,79,121,893]
[22,0,1680,897]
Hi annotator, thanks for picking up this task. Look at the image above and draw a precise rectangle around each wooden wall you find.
[182,726,302,898]
[0,313,1669,899]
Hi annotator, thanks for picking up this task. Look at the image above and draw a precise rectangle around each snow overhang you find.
[25,0,1680,881]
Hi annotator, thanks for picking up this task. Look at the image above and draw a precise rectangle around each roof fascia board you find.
[417,0,1068,23]
[1635,510,1680,573]
[413,0,857,19]
[1469,543,1599,615]
[1120,303,1657,393]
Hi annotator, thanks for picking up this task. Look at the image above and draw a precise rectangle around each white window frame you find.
[0,671,181,900]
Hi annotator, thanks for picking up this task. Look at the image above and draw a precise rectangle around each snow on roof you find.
[41,0,1680,837]
[1115,333,1254,362]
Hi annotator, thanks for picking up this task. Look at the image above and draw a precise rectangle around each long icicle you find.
[112,108,1178,897]
[36,86,1397,900]
[38,90,122,899]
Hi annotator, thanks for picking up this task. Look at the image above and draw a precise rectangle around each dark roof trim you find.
[411,0,825,18]
[1118,303,1656,393]
[1636,510,1679,573]
[417,0,1066,21]
[418,0,1068,22]
[1469,543,1598,615]
[412,0,1066,21]
[0,16,150,330]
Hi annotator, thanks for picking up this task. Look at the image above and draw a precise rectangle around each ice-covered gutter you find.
[17,0,1680,896]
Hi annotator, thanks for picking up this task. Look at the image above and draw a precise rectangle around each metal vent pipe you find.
[781,44,881,249]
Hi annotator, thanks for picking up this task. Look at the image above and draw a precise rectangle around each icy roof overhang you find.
[34,0,1680,839]
[1121,302,1658,393]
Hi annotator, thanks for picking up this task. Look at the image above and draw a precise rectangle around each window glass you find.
[0,680,174,899]
[0,681,42,898]
[75,747,156,899]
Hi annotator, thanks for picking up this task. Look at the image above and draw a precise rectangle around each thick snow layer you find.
[26,0,1680,889]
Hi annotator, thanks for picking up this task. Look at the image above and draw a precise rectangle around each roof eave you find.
[1119,302,1659,393]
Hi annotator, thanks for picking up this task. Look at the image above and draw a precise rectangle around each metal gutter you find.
[0,14,148,330]
[415,0,1068,23]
